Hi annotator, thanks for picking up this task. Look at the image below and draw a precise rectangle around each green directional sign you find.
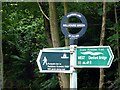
[37,49,72,73]
[75,46,114,68]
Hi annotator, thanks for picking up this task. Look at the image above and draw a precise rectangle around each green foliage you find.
[107,23,120,53]
[2,2,120,89]
[2,2,50,89]
[40,74,59,90]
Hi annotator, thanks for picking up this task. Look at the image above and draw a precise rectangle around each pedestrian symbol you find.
[42,57,48,65]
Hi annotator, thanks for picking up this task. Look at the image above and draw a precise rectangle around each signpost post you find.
[61,12,88,89]
[36,12,114,89]
[70,45,77,89]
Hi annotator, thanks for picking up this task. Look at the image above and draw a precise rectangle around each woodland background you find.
[1,2,120,90]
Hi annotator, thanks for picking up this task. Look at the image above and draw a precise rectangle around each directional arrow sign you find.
[36,49,72,73]
[75,46,114,68]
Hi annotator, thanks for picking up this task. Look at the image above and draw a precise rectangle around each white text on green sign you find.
[75,46,114,68]
[36,49,72,73]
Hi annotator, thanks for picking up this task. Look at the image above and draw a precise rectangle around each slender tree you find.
[99,1,106,90]
[0,2,3,88]
[63,1,70,88]
[0,27,3,89]
[63,2,69,46]
[49,2,69,89]
[114,3,120,88]
[49,2,60,47]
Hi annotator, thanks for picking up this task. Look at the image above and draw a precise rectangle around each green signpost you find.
[36,49,72,73]
[37,46,114,72]
[36,12,114,89]
[75,46,114,68]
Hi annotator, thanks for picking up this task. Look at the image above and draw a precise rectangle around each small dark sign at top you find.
[61,12,87,39]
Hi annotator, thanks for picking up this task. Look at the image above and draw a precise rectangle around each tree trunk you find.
[63,2,69,46]
[0,40,3,89]
[99,1,106,90]
[49,2,60,47]
[49,2,69,89]
[114,3,120,87]
[114,2,120,76]
[0,2,3,88]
